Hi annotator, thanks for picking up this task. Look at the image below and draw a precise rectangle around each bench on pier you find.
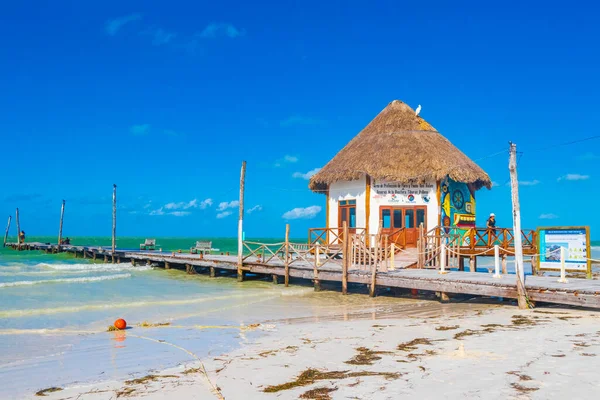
[190,241,215,255]
[140,239,157,251]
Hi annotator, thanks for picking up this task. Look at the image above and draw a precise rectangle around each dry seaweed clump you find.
[397,338,433,351]
[300,386,338,400]
[35,387,63,397]
[116,387,136,398]
[107,325,120,332]
[262,369,400,393]
[435,325,459,331]
[124,374,178,385]
[137,321,171,328]
[345,347,392,366]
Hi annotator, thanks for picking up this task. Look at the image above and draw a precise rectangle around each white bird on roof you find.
[415,104,422,116]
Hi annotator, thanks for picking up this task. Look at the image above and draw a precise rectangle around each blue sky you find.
[1,0,599,238]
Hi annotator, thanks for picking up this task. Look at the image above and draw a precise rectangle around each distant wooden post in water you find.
[237,161,247,282]
[57,200,65,252]
[509,142,529,309]
[284,223,290,287]
[342,221,349,294]
[15,208,21,249]
[112,184,117,260]
[3,216,11,247]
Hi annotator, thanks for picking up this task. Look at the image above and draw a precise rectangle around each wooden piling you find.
[112,184,117,255]
[237,161,246,282]
[210,266,216,277]
[284,224,290,287]
[57,200,65,252]
[104,255,108,262]
[3,216,11,248]
[165,262,170,270]
[15,208,21,249]
[502,254,507,274]
[313,243,320,291]
[342,221,349,295]
[370,225,381,297]
[272,274,279,284]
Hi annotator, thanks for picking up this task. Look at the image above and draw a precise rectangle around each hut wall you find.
[369,179,439,235]
[328,177,367,239]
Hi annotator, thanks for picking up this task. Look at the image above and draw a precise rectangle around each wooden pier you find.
[5,236,600,310]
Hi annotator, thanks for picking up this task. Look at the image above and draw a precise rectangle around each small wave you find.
[0,273,131,288]
[36,262,152,272]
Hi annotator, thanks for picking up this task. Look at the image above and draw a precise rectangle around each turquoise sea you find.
[0,236,409,399]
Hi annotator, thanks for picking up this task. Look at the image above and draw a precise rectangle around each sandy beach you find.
[33,299,600,400]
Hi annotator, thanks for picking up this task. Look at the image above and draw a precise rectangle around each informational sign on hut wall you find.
[538,227,591,274]
[372,181,435,205]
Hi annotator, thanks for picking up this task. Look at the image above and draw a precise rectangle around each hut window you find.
[393,209,403,229]
[404,209,415,229]
[382,209,391,228]
[416,209,426,228]
[339,199,357,229]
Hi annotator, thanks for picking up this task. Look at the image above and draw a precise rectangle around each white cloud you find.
[284,155,298,163]
[280,116,322,127]
[282,205,322,220]
[247,205,263,214]
[130,124,150,135]
[292,168,321,180]
[217,200,239,211]
[105,13,142,36]
[539,213,559,219]
[557,174,590,182]
[199,23,245,38]
[491,181,500,187]
[519,180,540,186]
[217,211,233,219]
[148,28,177,45]
[149,197,212,216]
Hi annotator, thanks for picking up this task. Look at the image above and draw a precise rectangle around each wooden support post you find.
[237,161,246,282]
[284,224,290,287]
[531,255,538,276]
[313,243,320,291]
[3,216,11,248]
[342,221,349,295]
[112,184,117,255]
[502,254,507,274]
[104,255,108,262]
[93,251,97,261]
[272,274,279,284]
[57,200,65,252]
[210,266,216,277]
[459,256,465,271]
[509,142,529,309]
[370,225,381,297]
[165,262,170,270]
[15,208,21,249]
[117,257,120,264]
[469,257,477,272]
[440,292,450,303]
[131,259,136,266]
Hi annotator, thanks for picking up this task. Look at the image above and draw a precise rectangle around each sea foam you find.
[0,273,131,288]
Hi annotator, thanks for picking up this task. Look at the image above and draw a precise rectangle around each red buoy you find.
[411,289,419,296]
[114,318,127,330]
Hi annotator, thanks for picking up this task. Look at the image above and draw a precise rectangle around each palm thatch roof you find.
[309,100,492,193]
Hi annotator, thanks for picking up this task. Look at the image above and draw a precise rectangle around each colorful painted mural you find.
[440,178,476,230]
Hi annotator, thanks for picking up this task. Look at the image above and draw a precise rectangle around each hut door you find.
[380,206,427,248]
[338,200,356,241]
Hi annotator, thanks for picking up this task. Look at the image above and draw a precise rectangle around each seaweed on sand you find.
[124,374,178,385]
[345,347,392,366]
[35,387,63,397]
[435,325,459,331]
[262,369,400,393]
[397,338,434,352]
[299,386,338,399]
[137,321,171,328]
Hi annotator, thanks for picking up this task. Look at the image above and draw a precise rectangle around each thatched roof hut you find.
[309,100,492,192]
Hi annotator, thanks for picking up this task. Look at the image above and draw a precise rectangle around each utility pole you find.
[237,161,247,282]
[3,216,11,247]
[509,142,529,309]
[57,200,65,251]
[112,184,117,255]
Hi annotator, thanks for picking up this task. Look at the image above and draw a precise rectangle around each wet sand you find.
[33,299,600,399]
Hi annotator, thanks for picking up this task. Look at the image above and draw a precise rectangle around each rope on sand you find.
[127,333,225,400]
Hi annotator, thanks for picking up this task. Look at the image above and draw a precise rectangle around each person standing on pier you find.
[486,213,496,229]
[19,230,25,244]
